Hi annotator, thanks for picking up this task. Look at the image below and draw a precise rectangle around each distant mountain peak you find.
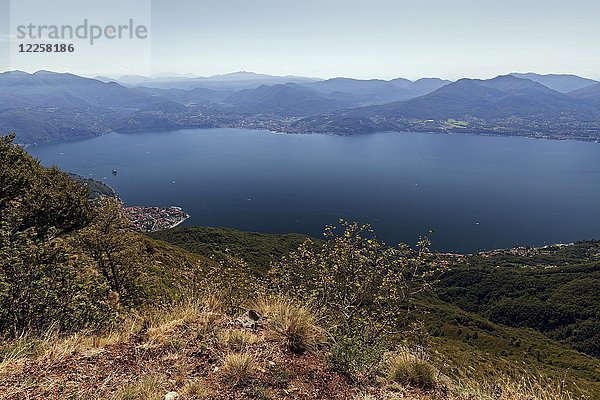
[509,72,598,93]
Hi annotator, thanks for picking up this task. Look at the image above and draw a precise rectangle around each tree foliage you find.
[0,134,114,336]
[437,244,600,357]
[73,197,148,306]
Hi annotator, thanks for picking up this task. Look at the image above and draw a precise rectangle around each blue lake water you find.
[28,128,600,253]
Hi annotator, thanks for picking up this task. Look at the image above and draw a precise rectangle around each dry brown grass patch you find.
[180,379,211,399]
[387,347,439,390]
[217,329,259,351]
[140,297,225,348]
[253,296,325,354]
[455,375,576,400]
[220,352,257,387]
[111,374,165,400]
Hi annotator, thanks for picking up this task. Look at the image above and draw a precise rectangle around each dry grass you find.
[0,336,46,373]
[37,333,87,369]
[454,375,576,400]
[94,315,146,347]
[0,295,354,399]
[387,347,439,390]
[0,294,583,400]
[140,297,224,349]
[352,393,378,400]
[180,379,211,399]
[220,352,257,387]
[111,374,164,400]
[1,330,95,374]
[1,313,144,374]
[217,329,259,351]
[254,296,325,354]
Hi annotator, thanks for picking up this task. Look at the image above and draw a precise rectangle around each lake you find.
[28,128,600,253]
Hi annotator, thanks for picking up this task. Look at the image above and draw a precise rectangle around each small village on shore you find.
[123,206,190,232]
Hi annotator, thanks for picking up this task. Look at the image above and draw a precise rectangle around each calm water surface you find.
[28,129,600,252]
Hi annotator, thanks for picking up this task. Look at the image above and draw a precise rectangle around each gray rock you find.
[235,309,263,329]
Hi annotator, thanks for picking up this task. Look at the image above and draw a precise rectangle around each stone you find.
[235,309,263,328]
[164,391,178,400]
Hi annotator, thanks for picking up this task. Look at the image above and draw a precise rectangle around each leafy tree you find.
[0,134,91,239]
[0,134,113,336]
[73,197,148,306]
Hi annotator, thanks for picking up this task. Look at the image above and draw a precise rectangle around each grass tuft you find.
[254,296,324,354]
[180,378,210,399]
[217,329,259,351]
[387,347,438,389]
[111,374,163,400]
[220,352,257,386]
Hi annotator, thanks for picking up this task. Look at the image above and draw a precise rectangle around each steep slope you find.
[0,71,193,144]
[569,83,600,107]
[0,70,171,110]
[150,226,600,398]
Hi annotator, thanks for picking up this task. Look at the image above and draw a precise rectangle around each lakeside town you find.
[123,206,190,232]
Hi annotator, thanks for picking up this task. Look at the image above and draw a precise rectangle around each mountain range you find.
[1,70,599,145]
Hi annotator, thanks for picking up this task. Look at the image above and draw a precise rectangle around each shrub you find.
[203,254,257,315]
[0,135,115,337]
[74,197,148,305]
[328,333,386,378]
[270,220,441,345]
[0,134,91,239]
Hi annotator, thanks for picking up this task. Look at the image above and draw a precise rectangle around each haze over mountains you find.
[510,73,599,93]
[1,70,599,145]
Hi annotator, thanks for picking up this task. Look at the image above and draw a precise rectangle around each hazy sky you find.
[2,0,600,80]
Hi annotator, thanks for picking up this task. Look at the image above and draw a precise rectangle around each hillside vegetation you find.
[150,227,600,357]
[153,227,600,398]
[1,134,599,399]
[437,244,600,357]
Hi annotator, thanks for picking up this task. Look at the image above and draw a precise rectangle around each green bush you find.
[270,220,441,345]
[0,134,116,337]
[328,333,386,378]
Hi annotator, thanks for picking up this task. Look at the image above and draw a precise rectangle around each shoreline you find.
[21,125,600,149]
[169,214,190,229]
